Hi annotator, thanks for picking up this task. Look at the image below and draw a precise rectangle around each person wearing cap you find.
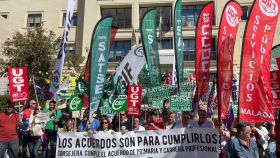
[0,101,22,158]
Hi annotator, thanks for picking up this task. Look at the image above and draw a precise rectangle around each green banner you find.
[174,0,184,94]
[139,75,152,88]
[151,100,163,109]
[111,95,128,112]
[147,85,177,102]
[140,9,161,86]
[180,82,195,96]
[89,17,112,115]
[69,95,82,112]
[100,99,113,115]
[170,95,192,111]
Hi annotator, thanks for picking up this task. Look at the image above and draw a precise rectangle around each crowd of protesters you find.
[0,98,280,158]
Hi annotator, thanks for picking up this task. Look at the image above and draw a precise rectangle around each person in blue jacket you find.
[227,122,259,158]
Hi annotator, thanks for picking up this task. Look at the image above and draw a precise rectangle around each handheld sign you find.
[69,95,82,111]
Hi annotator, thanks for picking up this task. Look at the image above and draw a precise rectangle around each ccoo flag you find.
[195,2,214,101]
[88,17,113,115]
[174,0,184,94]
[50,0,76,101]
[218,1,242,120]
[141,9,162,87]
[239,0,280,123]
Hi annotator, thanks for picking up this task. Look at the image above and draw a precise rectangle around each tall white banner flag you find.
[50,0,76,101]
[114,44,146,87]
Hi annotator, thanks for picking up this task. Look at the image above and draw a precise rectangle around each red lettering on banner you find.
[8,67,29,102]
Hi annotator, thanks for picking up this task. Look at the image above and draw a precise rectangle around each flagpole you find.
[118,112,120,132]
[32,76,40,106]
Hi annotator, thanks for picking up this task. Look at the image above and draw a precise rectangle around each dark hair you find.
[49,100,56,105]
[99,118,112,131]
[236,122,249,134]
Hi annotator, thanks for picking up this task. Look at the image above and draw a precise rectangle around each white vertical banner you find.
[50,0,76,101]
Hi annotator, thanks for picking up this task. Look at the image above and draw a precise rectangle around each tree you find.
[1,26,60,89]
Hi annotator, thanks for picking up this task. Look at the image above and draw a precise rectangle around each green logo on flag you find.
[100,101,112,115]
[111,95,127,112]
[69,95,82,111]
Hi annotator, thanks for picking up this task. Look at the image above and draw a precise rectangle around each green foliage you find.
[1,26,60,89]
[0,95,9,112]
[65,53,85,72]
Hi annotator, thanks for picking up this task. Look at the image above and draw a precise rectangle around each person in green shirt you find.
[42,100,62,158]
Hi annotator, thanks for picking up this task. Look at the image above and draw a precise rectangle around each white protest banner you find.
[114,44,146,87]
[56,128,219,158]
[35,112,49,123]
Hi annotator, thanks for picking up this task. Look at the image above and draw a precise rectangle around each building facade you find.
[1,0,280,91]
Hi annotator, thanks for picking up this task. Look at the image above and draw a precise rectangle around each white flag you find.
[172,55,177,85]
[114,44,146,87]
[50,0,76,101]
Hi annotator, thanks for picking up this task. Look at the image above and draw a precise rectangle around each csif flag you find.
[174,0,184,94]
[218,1,242,120]
[140,9,162,87]
[195,2,214,101]
[88,17,113,115]
[50,0,76,101]
[239,0,280,123]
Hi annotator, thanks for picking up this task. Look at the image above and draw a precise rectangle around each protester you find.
[88,113,100,134]
[29,106,44,158]
[165,111,176,129]
[219,124,230,158]
[188,109,214,128]
[99,117,114,133]
[77,109,89,132]
[252,123,269,158]
[227,122,259,158]
[60,101,72,127]
[63,119,74,132]
[175,111,192,128]
[133,117,145,131]
[22,100,37,158]
[265,122,277,158]
[113,111,132,132]
[146,111,165,130]
[0,101,21,158]
[42,100,62,158]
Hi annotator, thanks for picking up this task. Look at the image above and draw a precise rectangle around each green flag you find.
[174,0,184,94]
[140,9,161,86]
[69,95,82,111]
[89,17,113,115]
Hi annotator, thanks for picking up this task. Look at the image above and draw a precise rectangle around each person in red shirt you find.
[146,111,166,130]
[0,101,21,158]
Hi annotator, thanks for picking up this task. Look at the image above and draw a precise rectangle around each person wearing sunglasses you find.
[0,101,22,158]
[99,118,114,133]
[113,112,132,132]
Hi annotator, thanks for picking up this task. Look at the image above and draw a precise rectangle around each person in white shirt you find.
[133,117,145,131]
[165,112,176,129]
[188,109,214,128]
[252,123,269,158]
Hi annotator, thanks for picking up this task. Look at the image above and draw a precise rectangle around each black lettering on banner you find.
[58,138,72,148]
[82,138,86,147]
[137,136,142,146]
[162,135,167,145]
[205,134,211,143]
[200,134,205,143]
[212,134,218,144]
[181,134,186,143]
[194,133,200,143]
[75,138,80,148]
[112,138,117,148]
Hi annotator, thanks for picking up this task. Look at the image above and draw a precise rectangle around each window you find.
[182,5,203,27]
[183,38,216,61]
[109,41,131,62]
[0,14,8,19]
[27,14,42,27]
[241,6,251,20]
[65,43,76,56]
[158,39,173,49]
[62,12,78,26]
[139,6,172,32]
[101,8,131,28]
